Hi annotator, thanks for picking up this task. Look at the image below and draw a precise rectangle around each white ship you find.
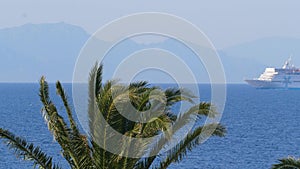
[245,58,300,89]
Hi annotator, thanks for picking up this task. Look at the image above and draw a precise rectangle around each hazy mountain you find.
[0,22,89,82]
[0,23,299,83]
[100,37,212,84]
[102,37,300,83]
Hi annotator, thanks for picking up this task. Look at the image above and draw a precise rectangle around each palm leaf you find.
[0,128,61,169]
[134,99,222,169]
[156,123,226,169]
[95,63,103,96]
[40,77,94,169]
[56,81,79,134]
[57,81,94,168]
[39,77,74,165]
[272,157,300,169]
[165,88,195,107]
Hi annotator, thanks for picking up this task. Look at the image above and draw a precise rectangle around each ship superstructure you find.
[245,58,300,88]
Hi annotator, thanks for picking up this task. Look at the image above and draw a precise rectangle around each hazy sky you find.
[1,0,300,49]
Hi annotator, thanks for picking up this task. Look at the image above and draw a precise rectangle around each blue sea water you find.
[0,83,300,169]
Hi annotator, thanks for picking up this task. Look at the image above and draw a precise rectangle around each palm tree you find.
[0,64,226,169]
[272,156,300,169]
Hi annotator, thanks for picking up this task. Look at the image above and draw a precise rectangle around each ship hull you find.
[245,79,300,89]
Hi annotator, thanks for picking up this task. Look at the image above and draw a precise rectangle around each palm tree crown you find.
[0,64,226,169]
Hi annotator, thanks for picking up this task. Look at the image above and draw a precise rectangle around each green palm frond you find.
[0,128,61,169]
[88,64,121,169]
[165,88,195,107]
[39,76,51,106]
[173,102,218,131]
[56,81,93,168]
[69,135,93,169]
[272,157,300,169]
[134,96,223,169]
[56,81,94,169]
[39,77,74,166]
[88,63,98,138]
[40,77,93,169]
[95,63,103,96]
[56,81,79,135]
[156,123,226,169]
[184,102,218,118]
[129,81,149,89]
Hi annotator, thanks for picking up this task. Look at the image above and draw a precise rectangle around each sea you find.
[0,83,300,169]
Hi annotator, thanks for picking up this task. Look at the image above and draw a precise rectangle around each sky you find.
[1,1,300,83]
[1,0,300,49]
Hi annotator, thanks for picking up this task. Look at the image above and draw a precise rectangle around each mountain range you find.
[0,22,299,83]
